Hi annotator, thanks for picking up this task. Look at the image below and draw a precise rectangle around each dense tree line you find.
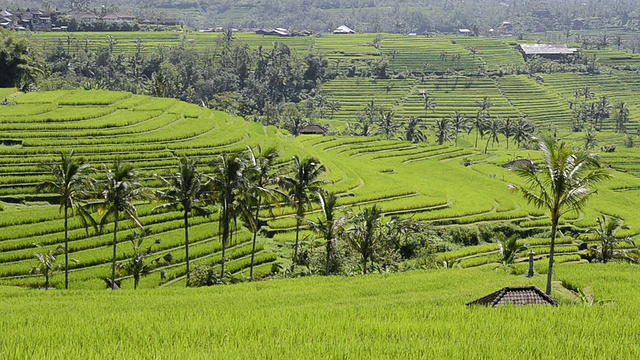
[38,31,333,117]
[35,148,441,289]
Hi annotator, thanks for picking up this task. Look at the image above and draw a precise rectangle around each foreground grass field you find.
[1,263,638,358]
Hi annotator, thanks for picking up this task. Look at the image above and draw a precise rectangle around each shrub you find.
[446,226,479,246]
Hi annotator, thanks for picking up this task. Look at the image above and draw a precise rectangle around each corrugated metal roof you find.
[519,44,577,55]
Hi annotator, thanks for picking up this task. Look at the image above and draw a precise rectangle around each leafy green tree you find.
[280,156,328,268]
[209,152,249,276]
[36,151,95,290]
[244,146,281,280]
[155,156,210,286]
[0,29,46,89]
[588,215,635,263]
[30,245,65,290]
[97,159,146,290]
[509,137,610,295]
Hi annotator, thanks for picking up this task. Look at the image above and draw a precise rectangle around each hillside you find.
[0,87,639,289]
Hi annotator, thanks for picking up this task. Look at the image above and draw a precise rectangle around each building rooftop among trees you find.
[518,44,578,60]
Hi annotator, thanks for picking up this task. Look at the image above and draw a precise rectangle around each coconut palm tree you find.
[244,146,281,280]
[309,192,345,275]
[36,150,96,290]
[501,117,516,149]
[470,111,487,148]
[98,159,146,290]
[208,152,249,276]
[154,156,210,286]
[377,108,400,139]
[483,117,502,153]
[449,111,468,146]
[403,116,428,143]
[280,155,328,268]
[509,136,611,295]
[346,205,383,274]
[434,118,452,145]
[614,102,630,133]
[513,117,535,149]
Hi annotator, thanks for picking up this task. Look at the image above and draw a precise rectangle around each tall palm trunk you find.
[221,199,229,276]
[111,214,118,290]
[325,238,332,275]
[250,196,261,280]
[292,207,303,269]
[546,215,558,295]
[363,254,367,275]
[64,203,69,290]
[184,211,191,286]
[475,128,480,148]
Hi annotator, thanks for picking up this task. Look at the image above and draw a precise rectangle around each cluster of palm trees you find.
[435,111,535,151]
[347,97,535,150]
[37,148,329,289]
[571,89,630,134]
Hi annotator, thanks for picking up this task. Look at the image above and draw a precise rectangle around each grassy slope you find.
[0,86,639,289]
[1,263,639,358]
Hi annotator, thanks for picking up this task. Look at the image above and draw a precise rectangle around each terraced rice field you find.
[1,88,639,289]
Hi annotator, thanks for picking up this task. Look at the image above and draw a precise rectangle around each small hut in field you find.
[467,286,557,307]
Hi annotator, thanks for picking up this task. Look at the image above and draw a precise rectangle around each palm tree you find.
[377,108,400,139]
[449,111,468,146]
[614,102,630,133]
[422,93,437,118]
[471,111,486,148]
[155,156,210,286]
[594,96,611,131]
[404,117,428,143]
[497,234,528,265]
[346,205,383,274]
[244,146,281,280]
[310,192,345,275]
[36,150,95,290]
[118,231,153,290]
[502,117,516,149]
[209,152,249,276]
[98,159,146,290]
[483,117,502,153]
[30,245,65,290]
[434,118,452,145]
[589,215,635,263]
[280,155,328,268]
[509,136,610,295]
[513,117,535,149]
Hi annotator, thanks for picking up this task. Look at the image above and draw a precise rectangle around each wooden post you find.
[527,251,535,277]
